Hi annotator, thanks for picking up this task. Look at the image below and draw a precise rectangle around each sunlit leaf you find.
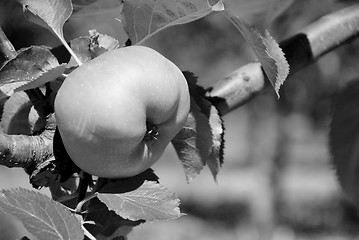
[224,0,294,29]
[122,0,224,44]
[97,181,183,222]
[224,13,289,97]
[0,188,84,240]
[19,0,82,65]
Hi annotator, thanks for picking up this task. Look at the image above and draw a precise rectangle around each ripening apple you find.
[54,46,190,178]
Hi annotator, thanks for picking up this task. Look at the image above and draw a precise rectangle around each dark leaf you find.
[84,196,143,238]
[172,72,224,181]
[330,79,359,204]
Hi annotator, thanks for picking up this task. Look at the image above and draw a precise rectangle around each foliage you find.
[0,0,358,239]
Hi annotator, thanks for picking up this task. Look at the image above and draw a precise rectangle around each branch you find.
[0,114,55,168]
[208,4,359,115]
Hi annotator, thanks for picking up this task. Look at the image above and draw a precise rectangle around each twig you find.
[208,4,359,115]
[0,4,358,175]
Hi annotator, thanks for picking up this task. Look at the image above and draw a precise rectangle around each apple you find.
[54,46,190,178]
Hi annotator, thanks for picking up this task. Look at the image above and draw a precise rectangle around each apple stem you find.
[144,122,159,141]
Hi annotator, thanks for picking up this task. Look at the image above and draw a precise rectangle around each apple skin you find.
[54,46,190,178]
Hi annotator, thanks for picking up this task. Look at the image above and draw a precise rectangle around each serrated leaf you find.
[85,197,143,238]
[0,188,84,240]
[72,0,122,16]
[0,92,32,135]
[224,0,294,29]
[68,31,120,66]
[20,0,72,39]
[72,0,98,12]
[97,181,183,222]
[0,46,63,98]
[172,98,213,182]
[122,0,224,44]
[15,64,66,92]
[207,105,225,180]
[19,0,83,65]
[223,12,289,97]
[330,79,359,204]
[172,72,224,181]
[88,30,120,57]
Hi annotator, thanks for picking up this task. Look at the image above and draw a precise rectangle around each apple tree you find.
[0,0,358,239]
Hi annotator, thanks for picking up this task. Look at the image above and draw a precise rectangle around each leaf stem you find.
[0,26,17,60]
[59,38,83,66]
[208,4,359,115]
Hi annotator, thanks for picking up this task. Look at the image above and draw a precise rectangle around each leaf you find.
[84,197,143,238]
[72,0,122,16]
[68,30,120,66]
[172,101,212,182]
[0,92,32,135]
[88,30,120,57]
[0,188,84,240]
[172,72,224,181]
[330,79,359,204]
[15,64,67,92]
[206,105,225,180]
[72,0,98,12]
[19,0,82,65]
[224,0,294,29]
[224,12,289,97]
[0,46,64,98]
[20,0,72,39]
[97,181,183,222]
[122,0,224,44]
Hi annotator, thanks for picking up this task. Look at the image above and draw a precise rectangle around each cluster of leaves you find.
[0,0,292,239]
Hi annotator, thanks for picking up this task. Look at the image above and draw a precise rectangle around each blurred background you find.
[1,0,359,239]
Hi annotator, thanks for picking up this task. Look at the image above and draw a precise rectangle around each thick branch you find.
[0,114,55,168]
[208,4,359,115]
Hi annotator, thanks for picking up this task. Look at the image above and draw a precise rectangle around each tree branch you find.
[0,4,357,184]
[208,4,359,115]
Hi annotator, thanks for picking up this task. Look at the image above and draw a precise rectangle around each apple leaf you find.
[69,30,120,66]
[224,0,294,29]
[223,12,289,97]
[206,105,225,180]
[72,0,122,15]
[72,0,98,12]
[330,79,359,204]
[96,181,183,222]
[0,46,65,99]
[172,72,224,181]
[226,14,289,96]
[0,188,84,240]
[84,197,143,238]
[0,92,32,135]
[122,0,225,44]
[19,0,82,65]
[172,100,213,181]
